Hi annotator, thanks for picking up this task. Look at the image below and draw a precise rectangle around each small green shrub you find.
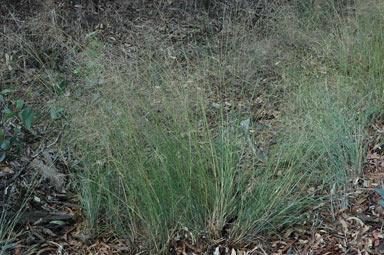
[0,89,40,162]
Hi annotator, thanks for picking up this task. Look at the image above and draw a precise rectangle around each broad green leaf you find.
[16,99,24,110]
[12,137,23,153]
[50,108,57,120]
[50,108,64,120]
[90,39,101,47]
[19,105,34,130]
[375,188,384,198]
[74,66,81,74]
[1,140,10,150]
[85,31,97,39]
[3,108,15,119]
[0,89,15,94]
[87,48,100,57]
[14,126,21,134]
[5,112,16,119]
[2,108,11,114]
[24,113,33,130]
[57,80,69,96]
[16,143,23,154]
[0,153,5,162]
[50,220,65,226]
[19,104,30,119]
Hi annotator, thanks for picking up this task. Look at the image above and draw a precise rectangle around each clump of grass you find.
[338,1,384,101]
[0,196,22,255]
[66,29,319,254]
[276,0,384,209]
[63,0,384,253]
[0,180,37,255]
[72,84,320,253]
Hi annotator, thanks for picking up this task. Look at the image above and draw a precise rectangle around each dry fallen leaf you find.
[30,158,65,192]
[339,217,348,234]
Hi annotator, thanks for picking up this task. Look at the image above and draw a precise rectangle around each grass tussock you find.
[55,0,384,253]
[0,180,36,255]
[0,200,21,254]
